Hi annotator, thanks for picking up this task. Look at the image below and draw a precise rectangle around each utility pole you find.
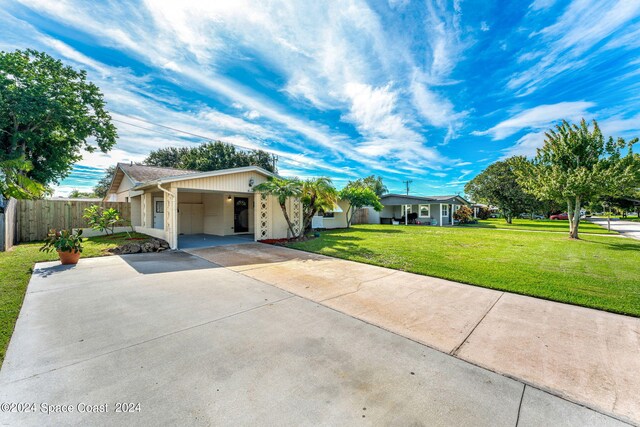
[402,180,413,195]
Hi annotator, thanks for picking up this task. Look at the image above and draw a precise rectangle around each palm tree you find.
[0,157,46,200]
[253,176,302,238]
[301,177,338,236]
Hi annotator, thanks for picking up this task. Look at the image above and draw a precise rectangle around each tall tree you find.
[93,165,116,199]
[0,49,117,186]
[144,141,277,173]
[300,177,338,235]
[517,119,639,239]
[339,179,384,228]
[464,157,537,224]
[0,157,46,200]
[144,147,190,168]
[360,175,388,197]
[253,176,302,238]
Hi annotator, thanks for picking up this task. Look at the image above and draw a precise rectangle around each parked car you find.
[519,213,545,220]
[549,213,568,220]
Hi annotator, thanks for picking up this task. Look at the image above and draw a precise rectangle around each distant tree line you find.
[144,141,277,174]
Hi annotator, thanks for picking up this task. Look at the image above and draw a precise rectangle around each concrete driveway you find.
[0,251,626,426]
[189,243,640,426]
[589,217,640,240]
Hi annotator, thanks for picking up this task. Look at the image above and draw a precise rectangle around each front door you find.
[153,197,164,229]
[234,197,249,233]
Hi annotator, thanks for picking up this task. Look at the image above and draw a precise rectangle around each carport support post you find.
[439,204,443,227]
[405,205,408,225]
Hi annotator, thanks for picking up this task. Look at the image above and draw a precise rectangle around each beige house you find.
[104,163,305,249]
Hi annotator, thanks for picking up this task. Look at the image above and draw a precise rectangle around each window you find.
[322,211,335,218]
[442,205,449,216]
[419,205,430,217]
[155,201,164,213]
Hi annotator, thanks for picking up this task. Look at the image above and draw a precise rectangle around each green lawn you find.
[463,218,617,234]
[289,225,640,317]
[0,232,150,365]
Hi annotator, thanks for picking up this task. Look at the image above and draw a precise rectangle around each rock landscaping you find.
[108,238,170,255]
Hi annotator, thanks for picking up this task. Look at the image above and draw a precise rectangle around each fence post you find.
[0,194,5,252]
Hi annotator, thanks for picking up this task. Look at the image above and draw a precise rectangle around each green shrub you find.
[454,206,474,224]
[476,207,492,220]
[83,205,123,235]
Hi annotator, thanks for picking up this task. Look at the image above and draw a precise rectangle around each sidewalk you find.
[589,217,640,240]
[189,243,640,425]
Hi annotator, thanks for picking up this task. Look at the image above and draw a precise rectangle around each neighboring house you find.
[103,163,317,249]
[373,194,470,226]
[311,200,350,229]
[469,203,499,218]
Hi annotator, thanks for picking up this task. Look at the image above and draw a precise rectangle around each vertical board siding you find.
[16,200,131,242]
[1,198,19,250]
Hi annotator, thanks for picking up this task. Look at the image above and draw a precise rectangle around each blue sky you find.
[2,0,640,196]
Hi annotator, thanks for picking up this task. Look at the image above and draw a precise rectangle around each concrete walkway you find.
[1,252,629,426]
[189,243,640,425]
[589,217,640,240]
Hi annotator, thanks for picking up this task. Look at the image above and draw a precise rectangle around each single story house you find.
[374,194,470,226]
[104,163,309,249]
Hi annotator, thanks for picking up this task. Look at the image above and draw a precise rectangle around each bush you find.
[476,207,491,220]
[83,205,123,235]
[454,206,474,224]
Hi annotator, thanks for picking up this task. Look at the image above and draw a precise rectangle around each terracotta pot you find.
[57,250,81,265]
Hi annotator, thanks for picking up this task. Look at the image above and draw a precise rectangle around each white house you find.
[104,163,307,249]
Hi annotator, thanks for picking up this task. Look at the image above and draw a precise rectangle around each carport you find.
[178,233,255,249]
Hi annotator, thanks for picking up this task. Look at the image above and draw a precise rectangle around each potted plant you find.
[40,229,84,265]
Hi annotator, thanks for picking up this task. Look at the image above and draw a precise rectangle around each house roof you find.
[106,163,197,196]
[380,193,470,206]
[118,163,197,183]
[132,165,278,190]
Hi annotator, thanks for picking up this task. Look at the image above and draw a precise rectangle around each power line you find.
[111,114,279,167]
[402,179,413,195]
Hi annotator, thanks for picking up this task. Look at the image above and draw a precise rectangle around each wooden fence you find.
[352,208,369,225]
[12,199,131,243]
[1,198,18,251]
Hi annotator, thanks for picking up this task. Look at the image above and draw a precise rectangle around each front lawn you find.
[463,218,617,234]
[289,225,640,317]
[0,232,150,365]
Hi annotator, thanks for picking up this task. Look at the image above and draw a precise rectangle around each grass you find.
[0,232,151,365]
[289,225,640,317]
[462,218,617,234]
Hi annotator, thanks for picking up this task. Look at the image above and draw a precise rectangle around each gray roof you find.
[118,163,197,183]
[380,193,470,206]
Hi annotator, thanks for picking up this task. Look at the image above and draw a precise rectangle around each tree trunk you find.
[569,197,581,239]
[279,203,297,238]
[346,205,353,228]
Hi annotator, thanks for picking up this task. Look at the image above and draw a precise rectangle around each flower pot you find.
[57,250,81,265]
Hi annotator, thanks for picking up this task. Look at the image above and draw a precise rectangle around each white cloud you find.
[475,101,595,140]
[509,0,640,95]
[480,22,490,32]
[529,0,557,11]
[501,130,547,158]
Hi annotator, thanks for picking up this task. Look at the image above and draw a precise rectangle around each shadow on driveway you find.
[121,251,220,274]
